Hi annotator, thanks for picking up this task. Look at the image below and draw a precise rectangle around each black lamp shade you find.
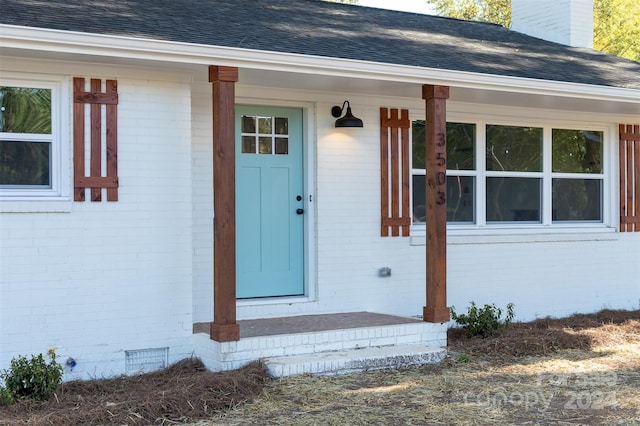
[332,101,363,128]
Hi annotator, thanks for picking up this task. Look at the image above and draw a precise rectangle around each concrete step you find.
[263,344,447,377]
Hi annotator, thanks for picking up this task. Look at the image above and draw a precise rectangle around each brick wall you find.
[2,60,637,379]
[195,89,638,325]
[315,100,426,315]
[512,0,594,48]
[0,65,194,380]
[447,234,640,320]
[191,79,214,323]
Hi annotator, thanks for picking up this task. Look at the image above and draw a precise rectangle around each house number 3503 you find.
[436,132,446,205]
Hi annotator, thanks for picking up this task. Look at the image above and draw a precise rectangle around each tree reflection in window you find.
[0,87,52,187]
[412,121,475,223]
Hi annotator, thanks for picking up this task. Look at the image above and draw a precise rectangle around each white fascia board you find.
[2,24,639,105]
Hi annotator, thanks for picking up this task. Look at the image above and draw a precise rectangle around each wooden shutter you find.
[619,124,640,231]
[380,108,411,236]
[74,77,119,201]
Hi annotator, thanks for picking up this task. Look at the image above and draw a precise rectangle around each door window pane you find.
[486,125,542,172]
[487,177,541,222]
[258,117,271,134]
[259,136,272,154]
[275,137,288,155]
[0,87,51,134]
[552,129,603,173]
[274,117,288,135]
[0,140,51,186]
[242,136,256,153]
[241,116,256,133]
[553,179,602,221]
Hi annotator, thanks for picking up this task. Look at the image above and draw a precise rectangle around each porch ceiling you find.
[240,68,640,116]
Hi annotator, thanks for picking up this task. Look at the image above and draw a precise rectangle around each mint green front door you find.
[235,106,304,298]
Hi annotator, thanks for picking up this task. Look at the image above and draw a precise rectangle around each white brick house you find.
[1,0,638,379]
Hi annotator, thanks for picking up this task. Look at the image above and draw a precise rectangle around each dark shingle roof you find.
[2,0,639,89]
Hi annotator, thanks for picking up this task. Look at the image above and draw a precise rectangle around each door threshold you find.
[236,295,311,306]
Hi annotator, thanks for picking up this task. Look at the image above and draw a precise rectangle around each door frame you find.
[235,98,316,307]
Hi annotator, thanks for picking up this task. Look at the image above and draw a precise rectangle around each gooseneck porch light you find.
[331,100,363,128]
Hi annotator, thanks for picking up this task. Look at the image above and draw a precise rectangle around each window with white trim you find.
[411,120,606,228]
[0,76,67,201]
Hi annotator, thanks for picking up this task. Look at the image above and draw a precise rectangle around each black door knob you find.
[296,208,304,215]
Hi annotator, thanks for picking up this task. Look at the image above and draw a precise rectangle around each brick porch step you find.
[263,344,447,377]
[193,313,448,374]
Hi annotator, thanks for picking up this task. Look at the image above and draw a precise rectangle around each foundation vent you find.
[125,347,169,374]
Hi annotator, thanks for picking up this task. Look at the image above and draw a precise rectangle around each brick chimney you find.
[511,0,593,48]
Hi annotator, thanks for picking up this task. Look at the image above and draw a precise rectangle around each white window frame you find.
[410,113,614,237]
[0,73,70,210]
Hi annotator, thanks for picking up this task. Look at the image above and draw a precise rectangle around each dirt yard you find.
[1,309,638,425]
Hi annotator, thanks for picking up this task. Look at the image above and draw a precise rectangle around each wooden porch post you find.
[422,85,451,323]
[209,65,240,342]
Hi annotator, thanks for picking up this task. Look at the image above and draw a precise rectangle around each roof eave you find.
[2,24,639,105]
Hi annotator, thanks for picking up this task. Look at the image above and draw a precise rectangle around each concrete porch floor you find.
[193,312,424,338]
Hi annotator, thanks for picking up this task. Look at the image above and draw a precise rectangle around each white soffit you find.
[2,24,639,110]
[237,69,640,116]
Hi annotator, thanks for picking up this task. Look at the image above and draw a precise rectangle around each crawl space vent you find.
[125,347,169,373]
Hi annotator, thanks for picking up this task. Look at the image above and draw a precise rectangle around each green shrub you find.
[450,302,515,338]
[456,353,473,363]
[0,348,63,402]
[0,386,14,405]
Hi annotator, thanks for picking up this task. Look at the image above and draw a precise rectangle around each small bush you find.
[451,302,515,338]
[456,353,473,363]
[0,386,14,405]
[0,348,63,402]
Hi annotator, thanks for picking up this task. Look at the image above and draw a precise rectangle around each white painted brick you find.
[283,344,316,356]
[370,337,397,347]
[1,67,194,379]
[347,339,373,350]
[3,60,638,379]
[395,334,422,345]
[512,0,593,47]
[314,341,346,353]
[234,340,253,352]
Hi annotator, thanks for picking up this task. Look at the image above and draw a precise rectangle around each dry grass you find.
[1,310,638,425]
[208,310,640,426]
[0,360,267,425]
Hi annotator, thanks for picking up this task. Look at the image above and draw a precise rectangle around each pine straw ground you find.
[1,309,638,426]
